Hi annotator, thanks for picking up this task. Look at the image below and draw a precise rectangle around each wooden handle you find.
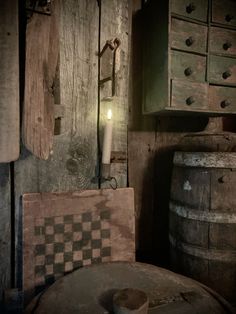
[185,36,195,47]
[113,289,149,314]
[184,67,193,76]
[186,3,196,14]
[222,70,232,79]
[186,96,195,106]
[220,100,231,108]
[223,41,232,51]
[218,175,228,183]
[225,14,234,22]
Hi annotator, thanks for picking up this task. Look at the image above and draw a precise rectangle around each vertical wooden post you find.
[0,0,19,304]
[0,0,19,162]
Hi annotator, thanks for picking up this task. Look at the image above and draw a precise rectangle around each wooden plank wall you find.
[12,0,130,294]
[0,0,19,304]
[14,0,99,288]
[0,1,19,162]
[129,0,210,266]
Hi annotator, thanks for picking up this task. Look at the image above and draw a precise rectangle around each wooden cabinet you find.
[143,0,236,114]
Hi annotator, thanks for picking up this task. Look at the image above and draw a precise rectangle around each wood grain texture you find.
[23,0,59,160]
[212,0,236,28]
[128,132,156,253]
[100,0,130,188]
[0,0,19,162]
[15,0,99,288]
[171,50,207,83]
[171,166,210,210]
[25,262,232,314]
[171,80,208,110]
[210,27,236,57]
[129,0,211,263]
[209,85,236,113]
[174,152,236,168]
[23,188,135,303]
[171,18,207,54]
[0,165,11,304]
[169,156,236,302]
[129,2,156,131]
[209,55,236,86]
[171,0,208,22]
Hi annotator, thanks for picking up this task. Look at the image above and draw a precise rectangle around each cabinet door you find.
[171,50,206,82]
[171,0,208,22]
[171,80,208,110]
[209,55,236,85]
[210,27,236,56]
[171,18,207,54]
[212,0,236,27]
[209,85,236,113]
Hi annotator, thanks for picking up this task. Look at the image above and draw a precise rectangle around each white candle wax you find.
[102,109,113,164]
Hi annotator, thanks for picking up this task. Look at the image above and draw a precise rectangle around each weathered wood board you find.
[0,1,19,162]
[22,188,135,304]
[100,0,130,188]
[15,0,99,287]
[23,0,59,160]
[0,165,11,304]
[128,132,156,253]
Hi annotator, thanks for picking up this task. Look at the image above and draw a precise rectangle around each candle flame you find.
[107,109,112,120]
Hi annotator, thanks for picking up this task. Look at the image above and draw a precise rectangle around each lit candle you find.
[102,109,113,164]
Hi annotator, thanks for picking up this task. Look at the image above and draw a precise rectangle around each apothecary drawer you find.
[171,50,206,82]
[209,85,236,112]
[171,0,208,22]
[212,0,236,27]
[171,18,207,53]
[171,80,208,110]
[210,27,236,56]
[209,55,236,85]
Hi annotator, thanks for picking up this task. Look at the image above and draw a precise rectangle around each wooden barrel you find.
[169,152,236,304]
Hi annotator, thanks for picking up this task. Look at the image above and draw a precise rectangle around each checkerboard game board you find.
[23,188,135,304]
[34,210,111,294]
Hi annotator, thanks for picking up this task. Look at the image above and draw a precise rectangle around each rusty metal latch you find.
[99,38,121,97]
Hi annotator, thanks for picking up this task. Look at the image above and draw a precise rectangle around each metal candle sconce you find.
[98,38,121,189]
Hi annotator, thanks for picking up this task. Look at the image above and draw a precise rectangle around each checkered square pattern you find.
[33,210,111,294]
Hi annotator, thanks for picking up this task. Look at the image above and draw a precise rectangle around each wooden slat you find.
[128,132,156,253]
[15,0,98,287]
[0,165,11,303]
[23,0,59,160]
[100,0,130,187]
[0,1,19,162]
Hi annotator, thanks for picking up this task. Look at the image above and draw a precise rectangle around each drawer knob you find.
[184,67,193,76]
[186,3,196,14]
[186,96,195,106]
[223,41,232,50]
[222,70,232,79]
[185,37,195,47]
[221,100,231,108]
[225,14,234,22]
[218,175,228,183]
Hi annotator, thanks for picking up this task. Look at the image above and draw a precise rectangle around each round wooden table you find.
[26,262,233,313]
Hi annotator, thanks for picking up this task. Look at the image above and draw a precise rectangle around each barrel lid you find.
[26,262,230,314]
[174,152,236,169]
